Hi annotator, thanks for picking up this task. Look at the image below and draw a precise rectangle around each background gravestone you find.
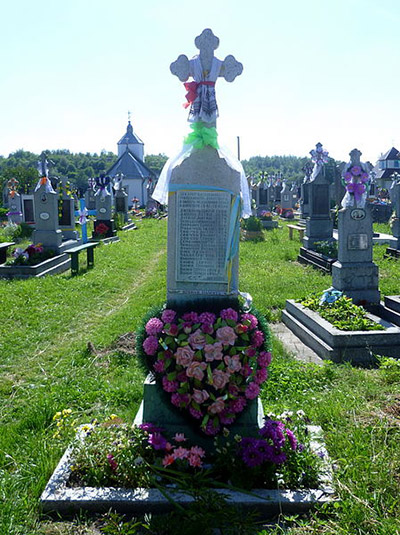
[93,174,116,239]
[332,149,380,305]
[58,178,80,242]
[6,178,22,224]
[386,176,400,255]
[303,143,334,250]
[300,162,313,222]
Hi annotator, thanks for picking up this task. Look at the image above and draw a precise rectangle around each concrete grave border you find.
[40,425,335,518]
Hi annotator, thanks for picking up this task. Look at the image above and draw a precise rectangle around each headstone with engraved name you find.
[280,181,293,212]
[114,173,129,222]
[153,28,247,308]
[93,174,117,238]
[331,149,380,305]
[303,143,334,250]
[58,178,80,241]
[32,174,63,252]
[6,178,22,224]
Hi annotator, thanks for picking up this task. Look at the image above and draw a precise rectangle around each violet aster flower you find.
[145,317,164,336]
[286,428,298,451]
[241,444,264,467]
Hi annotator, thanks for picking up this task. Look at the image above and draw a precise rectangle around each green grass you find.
[0,219,400,534]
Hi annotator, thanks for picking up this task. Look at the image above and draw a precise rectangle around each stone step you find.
[384,295,400,315]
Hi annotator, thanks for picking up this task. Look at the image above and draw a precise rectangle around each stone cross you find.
[349,148,362,166]
[170,28,243,86]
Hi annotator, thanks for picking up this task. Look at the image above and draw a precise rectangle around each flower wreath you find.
[137,306,272,436]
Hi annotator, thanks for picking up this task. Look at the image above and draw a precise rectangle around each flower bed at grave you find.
[299,291,385,331]
[137,306,272,436]
[61,412,323,491]
[6,243,56,266]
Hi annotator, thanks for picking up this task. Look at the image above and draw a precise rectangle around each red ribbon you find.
[183,81,215,108]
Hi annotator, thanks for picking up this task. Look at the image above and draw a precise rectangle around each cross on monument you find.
[349,148,362,166]
[170,28,243,125]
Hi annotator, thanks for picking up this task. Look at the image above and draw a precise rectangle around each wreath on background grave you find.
[137,306,272,436]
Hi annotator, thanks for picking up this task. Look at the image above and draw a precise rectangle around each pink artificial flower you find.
[255,368,268,384]
[240,313,258,329]
[208,397,225,414]
[143,336,159,356]
[161,309,177,323]
[188,328,207,350]
[173,447,189,460]
[229,397,247,413]
[186,361,207,381]
[174,433,186,442]
[216,326,237,346]
[204,342,224,362]
[162,376,179,393]
[257,351,272,367]
[145,317,164,336]
[188,453,203,468]
[162,454,175,466]
[153,360,165,373]
[245,382,260,400]
[211,369,230,390]
[183,322,193,333]
[220,308,239,321]
[192,388,210,404]
[165,323,179,336]
[224,354,242,373]
[190,446,205,457]
[251,330,264,347]
[175,346,195,367]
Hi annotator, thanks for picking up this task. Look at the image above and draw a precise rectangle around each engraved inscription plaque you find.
[176,190,231,283]
[348,233,368,250]
[312,184,329,215]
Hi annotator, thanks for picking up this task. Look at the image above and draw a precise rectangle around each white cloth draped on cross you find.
[152,28,251,217]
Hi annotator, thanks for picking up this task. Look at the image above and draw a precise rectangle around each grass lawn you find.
[0,218,399,534]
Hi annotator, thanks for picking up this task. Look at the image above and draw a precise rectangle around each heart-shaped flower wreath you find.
[139,307,272,436]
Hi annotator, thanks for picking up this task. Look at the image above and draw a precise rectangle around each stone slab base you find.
[385,247,400,259]
[297,247,336,274]
[282,299,400,364]
[40,425,335,518]
[0,254,70,279]
[122,222,138,231]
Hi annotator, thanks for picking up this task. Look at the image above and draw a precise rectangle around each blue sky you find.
[1,0,399,164]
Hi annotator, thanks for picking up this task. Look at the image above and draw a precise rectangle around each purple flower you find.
[201,323,214,334]
[241,444,264,467]
[257,351,272,367]
[171,393,191,408]
[259,420,286,449]
[220,308,239,321]
[139,422,163,433]
[153,360,165,373]
[240,313,258,329]
[229,397,247,413]
[143,336,159,356]
[219,411,235,425]
[161,309,177,323]
[204,419,220,436]
[182,311,199,324]
[162,376,179,393]
[351,165,362,176]
[255,368,268,385]
[245,383,260,400]
[107,453,118,472]
[251,330,264,347]
[145,317,164,336]
[344,172,352,182]
[189,407,203,419]
[286,429,298,451]
[148,432,167,450]
[199,312,216,325]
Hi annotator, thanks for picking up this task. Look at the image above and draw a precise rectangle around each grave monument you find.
[57,177,80,242]
[299,162,313,222]
[331,149,380,305]
[6,178,23,224]
[92,173,117,240]
[386,174,400,257]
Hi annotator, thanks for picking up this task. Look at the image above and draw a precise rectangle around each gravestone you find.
[280,181,293,213]
[146,29,262,444]
[386,175,400,254]
[32,159,63,252]
[85,178,96,211]
[331,149,380,305]
[58,178,80,241]
[93,173,116,239]
[303,143,334,250]
[300,162,313,221]
[22,195,35,223]
[114,173,129,222]
[160,28,245,309]
[6,178,22,224]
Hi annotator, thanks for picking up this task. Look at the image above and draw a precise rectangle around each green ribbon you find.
[183,121,219,150]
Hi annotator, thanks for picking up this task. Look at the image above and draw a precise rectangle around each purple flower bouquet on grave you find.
[139,307,272,436]
[341,149,371,209]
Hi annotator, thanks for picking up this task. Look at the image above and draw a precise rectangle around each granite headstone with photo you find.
[331,149,380,305]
